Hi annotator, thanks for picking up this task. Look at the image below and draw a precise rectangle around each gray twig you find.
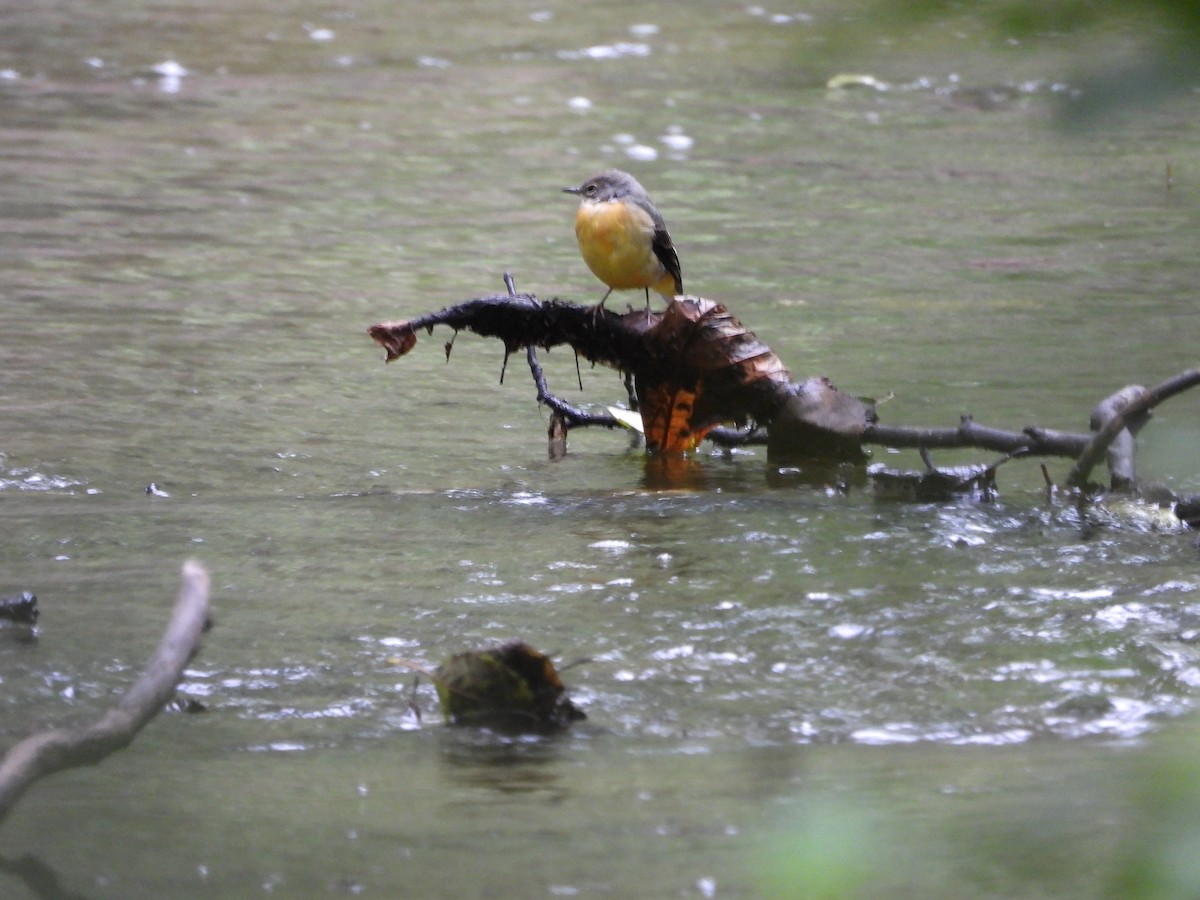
[0,561,211,825]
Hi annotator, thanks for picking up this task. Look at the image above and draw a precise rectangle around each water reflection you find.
[435,729,573,800]
[639,454,709,491]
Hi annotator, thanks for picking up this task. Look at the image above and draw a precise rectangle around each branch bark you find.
[0,561,211,825]
[863,417,1092,458]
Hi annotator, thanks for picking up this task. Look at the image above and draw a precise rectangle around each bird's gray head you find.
[562,169,646,203]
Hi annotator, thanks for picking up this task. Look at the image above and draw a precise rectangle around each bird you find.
[563,169,683,312]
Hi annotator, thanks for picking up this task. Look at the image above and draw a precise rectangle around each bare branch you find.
[0,561,211,825]
[863,416,1092,458]
[1067,369,1200,488]
[525,345,620,431]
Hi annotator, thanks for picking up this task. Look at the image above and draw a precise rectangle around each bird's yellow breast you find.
[574,199,673,295]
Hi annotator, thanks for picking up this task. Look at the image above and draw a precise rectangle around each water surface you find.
[2,1,1199,896]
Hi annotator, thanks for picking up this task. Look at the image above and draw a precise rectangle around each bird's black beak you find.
[562,186,580,195]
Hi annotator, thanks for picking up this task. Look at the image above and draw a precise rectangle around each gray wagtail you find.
[563,169,683,311]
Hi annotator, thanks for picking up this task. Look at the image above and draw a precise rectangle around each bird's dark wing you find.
[652,228,684,294]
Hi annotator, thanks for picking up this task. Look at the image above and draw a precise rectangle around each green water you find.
[2,1,1199,896]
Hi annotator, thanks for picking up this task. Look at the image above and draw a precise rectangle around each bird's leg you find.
[591,287,614,324]
[643,287,651,311]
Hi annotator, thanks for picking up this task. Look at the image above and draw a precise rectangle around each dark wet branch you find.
[371,290,805,453]
[525,345,620,431]
[0,561,211,825]
[525,350,769,452]
[706,425,769,448]
[370,293,653,373]
[863,416,1092,458]
[863,371,1200,494]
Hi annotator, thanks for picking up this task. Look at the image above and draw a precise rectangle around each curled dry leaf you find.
[367,321,418,362]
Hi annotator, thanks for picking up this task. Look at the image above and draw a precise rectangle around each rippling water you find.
[2,0,1199,896]
[108,487,1200,749]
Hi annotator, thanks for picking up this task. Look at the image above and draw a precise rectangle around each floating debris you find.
[435,641,585,730]
[0,592,37,625]
[606,406,645,433]
[557,43,651,62]
[869,456,1001,502]
[827,73,887,91]
[150,59,187,94]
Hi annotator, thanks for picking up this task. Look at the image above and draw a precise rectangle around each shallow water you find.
[2,1,1199,896]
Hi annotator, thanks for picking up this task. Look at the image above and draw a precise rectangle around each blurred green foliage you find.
[760,725,1200,898]
[893,0,1200,36]
[1103,726,1200,899]
[871,0,1200,120]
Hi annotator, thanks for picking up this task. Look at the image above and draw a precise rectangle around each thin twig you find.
[526,346,620,430]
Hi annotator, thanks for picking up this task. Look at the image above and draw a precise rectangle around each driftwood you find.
[369,285,868,459]
[862,370,1200,490]
[0,561,211,825]
[368,287,1198,499]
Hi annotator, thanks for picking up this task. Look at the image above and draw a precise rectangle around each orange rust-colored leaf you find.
[640,381,713,453]
[635,297,791,452]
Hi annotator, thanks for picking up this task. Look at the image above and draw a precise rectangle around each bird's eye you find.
[584,183,597,196]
